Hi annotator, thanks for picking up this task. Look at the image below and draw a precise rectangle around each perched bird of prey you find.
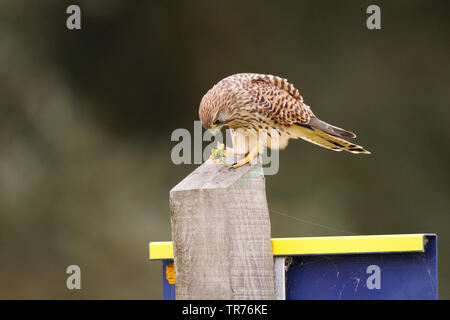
[199,73,370,168]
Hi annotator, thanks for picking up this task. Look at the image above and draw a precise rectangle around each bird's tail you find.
[308,117,356,139]
[293,125,370,154]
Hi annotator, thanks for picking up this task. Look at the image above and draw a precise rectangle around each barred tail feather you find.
[314,129,370,154]
[292,125,370,154]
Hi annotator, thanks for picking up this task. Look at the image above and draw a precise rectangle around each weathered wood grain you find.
[274,256,286,300]
[170,158,274,299]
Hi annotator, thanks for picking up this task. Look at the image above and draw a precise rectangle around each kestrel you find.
[199,73,370,168]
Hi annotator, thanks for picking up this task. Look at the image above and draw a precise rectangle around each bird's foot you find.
[231,145,258,169]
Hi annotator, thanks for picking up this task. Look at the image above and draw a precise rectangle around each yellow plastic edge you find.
[149,234,425,260]
[149,241,174,260]
[271,234,425,256]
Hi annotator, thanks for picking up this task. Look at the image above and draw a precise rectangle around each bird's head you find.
[199,87,235,133]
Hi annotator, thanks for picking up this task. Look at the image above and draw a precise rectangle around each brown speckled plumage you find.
[199,73,370,155]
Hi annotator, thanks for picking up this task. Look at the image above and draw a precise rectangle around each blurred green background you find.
[0,0,448,299]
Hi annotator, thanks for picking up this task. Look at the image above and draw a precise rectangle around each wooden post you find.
[169,158,274,299]
[274,256,286,300]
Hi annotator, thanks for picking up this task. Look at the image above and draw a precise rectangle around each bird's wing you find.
[246,74,314,125]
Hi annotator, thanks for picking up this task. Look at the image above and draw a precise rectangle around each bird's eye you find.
[213,119,220,126]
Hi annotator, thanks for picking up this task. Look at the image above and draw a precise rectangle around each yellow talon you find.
[231,145,258,169]
[232,157,250,168]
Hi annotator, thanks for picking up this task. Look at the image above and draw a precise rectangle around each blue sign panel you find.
[162,260,176,300]
[286,235,437,300]
[156,235,437,300]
